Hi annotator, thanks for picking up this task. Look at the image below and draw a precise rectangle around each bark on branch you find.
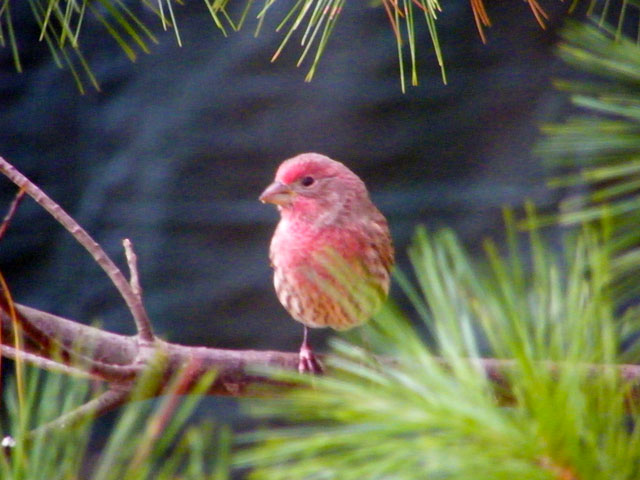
[0,304,300,396]
[3,304,640,400]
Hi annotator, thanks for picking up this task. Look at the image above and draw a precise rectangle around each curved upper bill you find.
[259,181,294,206]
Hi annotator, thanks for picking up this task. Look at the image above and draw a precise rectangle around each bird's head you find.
[260,153,369,222]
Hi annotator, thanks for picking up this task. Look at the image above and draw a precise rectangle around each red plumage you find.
[260,153,394,372]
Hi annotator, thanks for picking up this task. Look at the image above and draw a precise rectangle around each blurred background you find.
[0,0,575,355]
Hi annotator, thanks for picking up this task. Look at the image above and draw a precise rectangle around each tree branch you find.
[0,158,154,342]
[0,304,300,395]
[0,300,139,382]
[2,304,640,399]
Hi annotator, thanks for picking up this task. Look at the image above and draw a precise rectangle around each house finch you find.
[260,153,394,373]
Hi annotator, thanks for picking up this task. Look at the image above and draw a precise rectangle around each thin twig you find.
[123,238,154,343]
[0,344,96,379]
[0,157,154,342]
[28,387,130,438]
[0,270,25,412]
[0,185,25,385]
[0,187,26,242]
[123,239,142,298]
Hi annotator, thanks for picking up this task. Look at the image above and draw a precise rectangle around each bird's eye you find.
[300,176,315,187]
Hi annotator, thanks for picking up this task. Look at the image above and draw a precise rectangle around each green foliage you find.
[15,0,599,92]
[1,0,446,92]
[15,0,158,93]
[7,0,638,92]
[14,0,640,92]
[237,217,640,479]
[0,362,230,480]
[537,21,640,305]
[0,364,93,480]
[256,0,445,90]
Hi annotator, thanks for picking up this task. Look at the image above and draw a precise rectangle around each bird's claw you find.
[298,344,324,374]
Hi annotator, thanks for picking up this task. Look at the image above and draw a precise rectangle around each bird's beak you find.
[259,181,294,205]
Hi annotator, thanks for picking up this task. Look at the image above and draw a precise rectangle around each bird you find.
[259,153,394,373]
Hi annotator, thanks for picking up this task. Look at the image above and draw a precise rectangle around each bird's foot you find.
[298,344,324,374]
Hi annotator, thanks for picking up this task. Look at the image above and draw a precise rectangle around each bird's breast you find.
[269,220,390,330]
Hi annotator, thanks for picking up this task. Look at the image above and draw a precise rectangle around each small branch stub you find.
[0,187,26,242]
[123,238,154,342]
[124,239,142,299]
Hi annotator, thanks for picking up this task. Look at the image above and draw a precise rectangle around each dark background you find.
[0,0,573,356]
